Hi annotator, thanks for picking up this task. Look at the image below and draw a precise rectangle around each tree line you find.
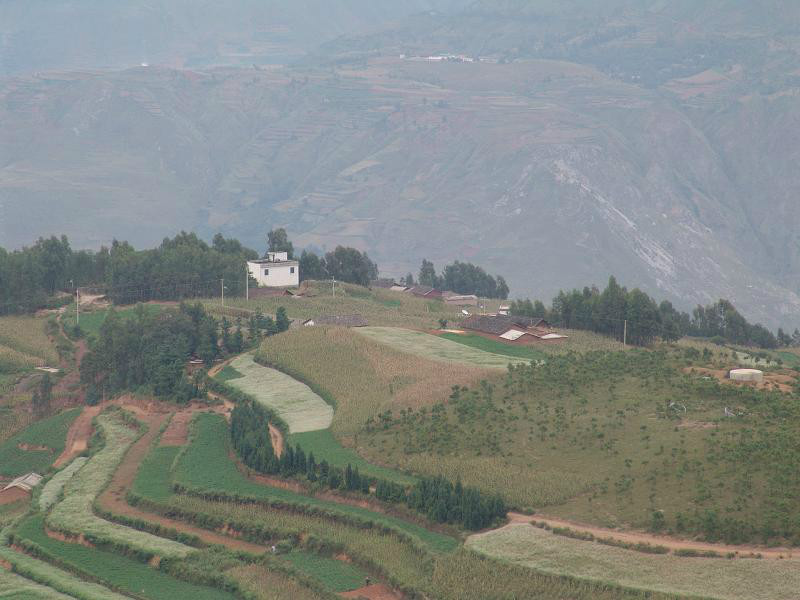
[404,259,509,299]
[0,229,385,314]
[230,396,505,530]
[510,276,782,348]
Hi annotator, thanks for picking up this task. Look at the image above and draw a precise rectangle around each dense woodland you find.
[79,302,289,403]
[230,396,506,530]
[411,259,509,299]
[511,276,786,348]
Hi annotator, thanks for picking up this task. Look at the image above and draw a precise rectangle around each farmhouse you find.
[303,314,368,328]
[442,293,479,306]
[462,314,565,343]
[247,252,299,288]
[0,472,42,505]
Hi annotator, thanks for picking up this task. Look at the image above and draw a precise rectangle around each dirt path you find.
[341,583,403,599]
[268,423,284,457]
[96,409,267,555]
[53,404,101,468]
[498,513,796,559]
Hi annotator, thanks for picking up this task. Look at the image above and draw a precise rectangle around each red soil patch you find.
[160,409,194,446]
[504,512,796,559]
[684,366,797,394]
[17,442,51,452]
[341,583,404,599]
[45,526,95,548]
[0,487,29,505]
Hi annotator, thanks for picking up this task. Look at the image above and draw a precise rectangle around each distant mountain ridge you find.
[1,1,799,328]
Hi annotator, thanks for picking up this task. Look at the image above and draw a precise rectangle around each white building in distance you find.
[247,252,299,288]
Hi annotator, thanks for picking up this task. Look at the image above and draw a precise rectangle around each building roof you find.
[3,472,43,493]
[248,259,299,267]
[407,285,442,297]
[304,314,368,327]
[461,315,549,335]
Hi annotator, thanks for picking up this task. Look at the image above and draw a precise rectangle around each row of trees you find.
[267,228,379,287]
[510,276,781,348]
[407,259,509,299]
[230,397,505,530]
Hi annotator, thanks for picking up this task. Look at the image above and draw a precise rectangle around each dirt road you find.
[53,404,101,468]
[500,513,795,559]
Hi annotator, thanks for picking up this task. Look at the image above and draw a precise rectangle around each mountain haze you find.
[1,1,799,327]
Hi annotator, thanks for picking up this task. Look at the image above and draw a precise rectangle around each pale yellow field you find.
[468,523,800,600]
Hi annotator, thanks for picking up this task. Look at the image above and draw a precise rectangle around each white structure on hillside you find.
[729,368,763,382]
[247,252,299,288]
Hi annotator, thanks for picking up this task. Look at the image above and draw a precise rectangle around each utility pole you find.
[245,265,249,303]
[332,276,336,298]
[76,287,80,325]
[623,319,627,347]
[220,279,224,307]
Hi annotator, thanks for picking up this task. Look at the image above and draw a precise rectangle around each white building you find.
[247,252,299,288]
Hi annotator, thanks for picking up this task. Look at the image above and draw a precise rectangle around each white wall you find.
[247,261,299,287]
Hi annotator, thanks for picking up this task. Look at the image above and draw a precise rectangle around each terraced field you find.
[0,408,80,477]
[226,354,333,433]
[355,327,528,369]
[468,523,800,600]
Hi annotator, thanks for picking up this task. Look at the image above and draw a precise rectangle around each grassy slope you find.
[363,346,800,542]
[256,327,491,437]
[15,515,235,600]
[355,327,527,369]
[227,564,330,600]
[61,304,164,340]
[468,524,800,600]
[0,408,81,477]
[174,413,458,553]
[0,315,58,368]
[227,354,333,433]
[205,280,464,329]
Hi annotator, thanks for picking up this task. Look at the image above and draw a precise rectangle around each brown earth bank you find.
[52,404,101,468]
[268,423,284,457]
[505,513,796,559]
[0,487,29,505]
[95,407,267,555]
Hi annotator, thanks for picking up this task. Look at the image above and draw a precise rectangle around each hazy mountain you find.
[1,1,799,328]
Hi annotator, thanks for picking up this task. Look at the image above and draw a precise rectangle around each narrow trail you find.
[53,404,101,468]
[341,583,403,599]
[491,513,796,559]
[268,423,284,458]
[96,409,267,555]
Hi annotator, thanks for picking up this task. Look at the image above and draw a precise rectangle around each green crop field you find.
[62,303,164,340]
[213,363,243,383]
[288,429,415,485]
[0,315,58,368]
[227,564,329,600]
[281,550,366,592]
[38,456,88,512]
[14,516,234,600]
[468,523,800,600]
[0,568,75,599]
[0,542,130,600]
[132,445,181,503]
[438,332,546,361]
[355,327,528,369]
[227,354,333,433]
[0,408,80,477]
[175,413,458,553]
[46,411,193,559]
